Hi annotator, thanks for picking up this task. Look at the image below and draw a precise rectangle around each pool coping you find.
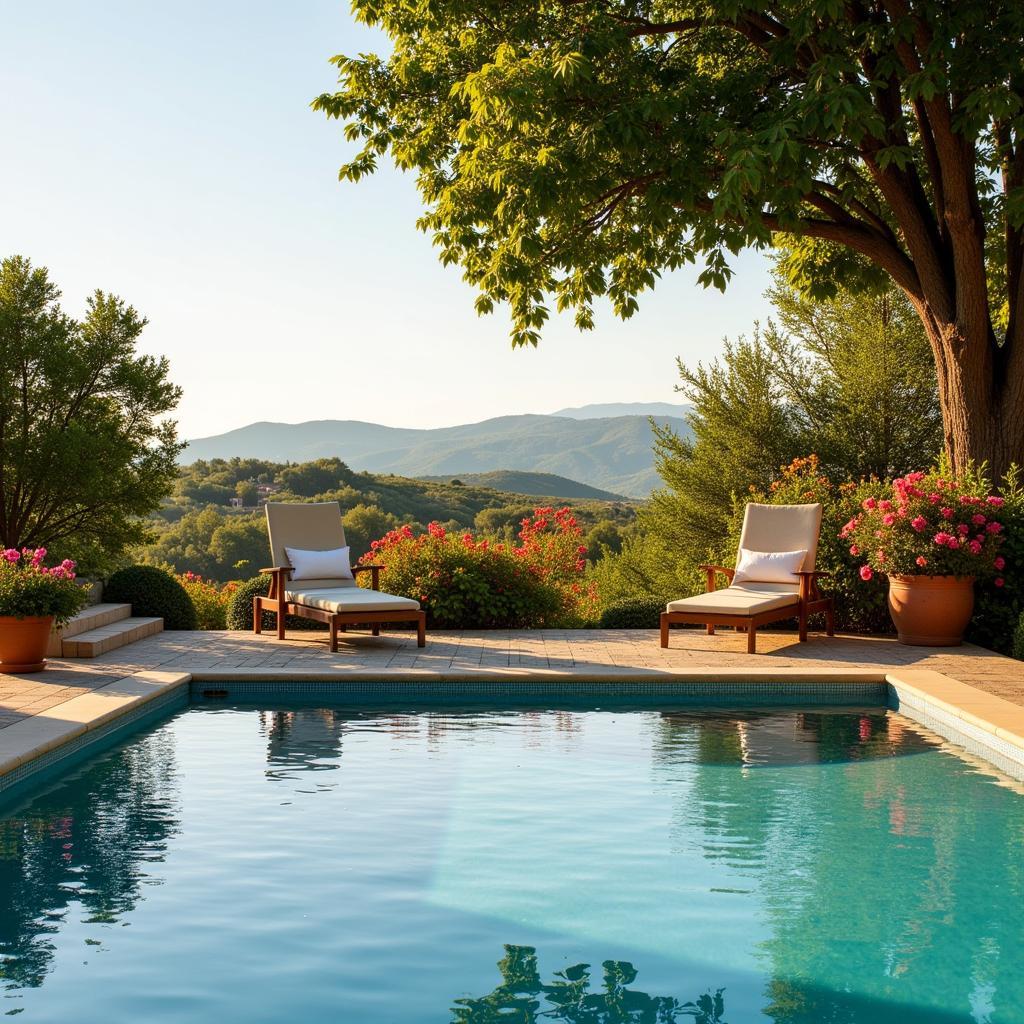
[3,666,1024,798]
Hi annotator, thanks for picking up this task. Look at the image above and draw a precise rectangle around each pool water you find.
[1,703,1022,1023]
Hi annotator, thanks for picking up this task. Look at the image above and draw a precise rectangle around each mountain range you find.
[182,404,693,497]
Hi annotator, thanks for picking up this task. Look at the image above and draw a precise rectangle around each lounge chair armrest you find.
[793,570,830,599]
[352,563,383,591]
[257,566,292,600]
[698,564,735,592]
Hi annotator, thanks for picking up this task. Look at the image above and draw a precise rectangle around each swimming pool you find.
[1,701,1021,1023]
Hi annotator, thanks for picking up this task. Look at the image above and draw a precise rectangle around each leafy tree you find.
[0,256,181,563]
[317,1,1024,476]
[235,480,259,506]
[342,502,400,557]
[761,279,942,477]
[584,518,626,560]
[277,457,352,497]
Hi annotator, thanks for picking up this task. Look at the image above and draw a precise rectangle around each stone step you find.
[47,603,133,656]
[61,617,164,658]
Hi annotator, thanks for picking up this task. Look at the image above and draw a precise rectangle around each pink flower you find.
[862,497,877,510]
[915,556,928,568]
[882,513,896,526]
[947,537,960,550]
[849,544,860,556]
[940,507,954,519]
[972,513,987,526]
[987,496,1005,507]
[859,565,873,581]
[995,577,1005,587]
[2,549,19,563]
[876,549,887,562]
[986,521,1003,534]
[933,531,952,546]
[994,556,1006,570]
[968,540,983,555]
[911,516,927,532]
[957,523,970,536]
[879,499,893,512]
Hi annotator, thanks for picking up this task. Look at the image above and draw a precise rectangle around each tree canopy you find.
[0,256,182,570]
[317,0,1024,475]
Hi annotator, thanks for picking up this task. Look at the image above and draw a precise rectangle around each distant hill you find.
[182,414,692,497]
[552,401,691,419]
[418,471,628,502]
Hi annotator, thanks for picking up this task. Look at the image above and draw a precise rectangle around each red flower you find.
[859,565,873,581]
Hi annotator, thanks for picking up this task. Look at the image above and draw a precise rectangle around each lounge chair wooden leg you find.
[417,612,426,648]
[330,616,338,653]
[706,624,715,636]
[253,597,262,635]
[372,625,380,637]
[276,603,286,640]
[826,601,835,636]
[660,613,669,648]
[747,625,757,654]
[799,606,808,642]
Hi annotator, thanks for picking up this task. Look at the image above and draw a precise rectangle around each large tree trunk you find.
[922,313,1024,481]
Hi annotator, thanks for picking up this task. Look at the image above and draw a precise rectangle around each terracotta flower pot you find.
[886,575,974,647]
[0,615,54,673]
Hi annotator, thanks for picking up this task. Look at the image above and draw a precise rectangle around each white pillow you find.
[285,545,353,581]
[732,547,807,585]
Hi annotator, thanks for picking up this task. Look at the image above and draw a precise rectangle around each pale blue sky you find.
[0,1,773,439]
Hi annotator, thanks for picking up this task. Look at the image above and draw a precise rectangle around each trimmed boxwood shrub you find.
[599,597,665,629]
[225,576,325,632]
[104,565,197,630]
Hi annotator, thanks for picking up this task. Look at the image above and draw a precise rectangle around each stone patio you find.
[1,627,1021,731]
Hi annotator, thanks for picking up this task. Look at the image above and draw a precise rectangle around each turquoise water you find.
[1,703,1023,1023]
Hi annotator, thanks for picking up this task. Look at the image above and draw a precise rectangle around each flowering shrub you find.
[177,572,238,630]
[363,508,599,628]
[842,471,1005,582]
[0,548,88,625]
[968,467,1024,654]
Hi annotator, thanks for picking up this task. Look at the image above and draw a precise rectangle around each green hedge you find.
[599,597,665,629]
[225,576,325,632]
[104,565,197,630]
[1013,612,1024,661]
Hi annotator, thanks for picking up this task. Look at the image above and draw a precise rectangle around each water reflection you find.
[654,711,1024,1021]
[0,731,179,990]
[453,944,725,1023]
[656,710,936,767]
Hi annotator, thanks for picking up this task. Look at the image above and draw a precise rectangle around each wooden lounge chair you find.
[256,501,426,650]
[660,502,834,654]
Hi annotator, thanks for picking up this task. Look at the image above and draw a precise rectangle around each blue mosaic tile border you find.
[190,677,890,706]
[889,683,1024,782]
[0,686,188,810]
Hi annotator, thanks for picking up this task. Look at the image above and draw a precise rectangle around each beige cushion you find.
[666,583,800,616]
[738,503,822,571]
[286,586,420,613]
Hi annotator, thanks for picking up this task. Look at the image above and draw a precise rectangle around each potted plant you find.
[842,472,1006,645]
[0,548,89,672]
